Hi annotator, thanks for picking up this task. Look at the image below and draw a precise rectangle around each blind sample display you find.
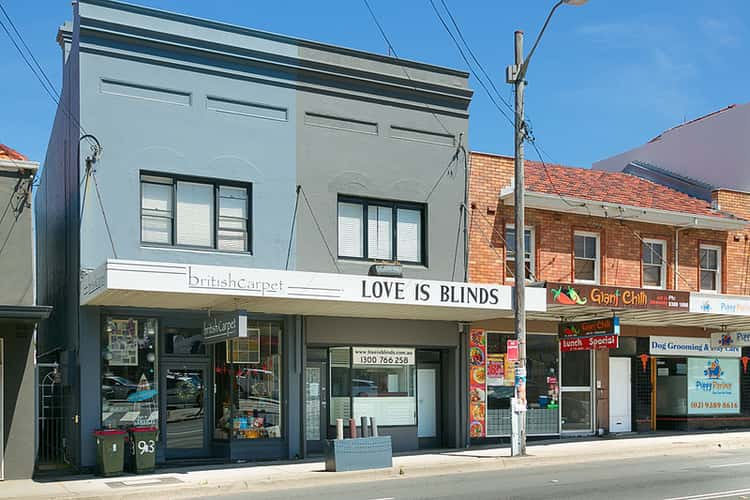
[141,181,173,244]
[176,181,214,247]
[337,202,363,258]
[397,208,421,262]
[368,205,392,260]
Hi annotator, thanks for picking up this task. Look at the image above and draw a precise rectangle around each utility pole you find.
[511,29,527,457]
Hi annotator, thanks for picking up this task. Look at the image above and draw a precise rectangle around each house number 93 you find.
[138,439,155,455]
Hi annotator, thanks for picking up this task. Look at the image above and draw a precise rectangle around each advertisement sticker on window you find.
[469,329,487,438]
[352,347,415,366]
[687,358,740,415]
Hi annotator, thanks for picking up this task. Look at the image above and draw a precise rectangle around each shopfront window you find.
[486,333,559,436]
[214,320,282,440]
[101,318,158,429]
[329,347,416,426]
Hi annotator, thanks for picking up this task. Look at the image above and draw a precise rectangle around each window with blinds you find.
[140,173,250,252]
[337,196,425,264]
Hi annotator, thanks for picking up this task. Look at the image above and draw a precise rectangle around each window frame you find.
[504,224,535,282]
[573,231,600,285]
[698,244,722,294]
[140,171,252,254]
[641,238,667,290]
[336,195,427,265]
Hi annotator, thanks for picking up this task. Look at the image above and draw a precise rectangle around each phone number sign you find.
[353,347,415,366]
[687,357,740,415]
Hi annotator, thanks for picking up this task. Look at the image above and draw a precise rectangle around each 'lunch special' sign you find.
[547,283,689,311]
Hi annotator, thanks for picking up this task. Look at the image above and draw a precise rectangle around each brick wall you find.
[468,152,750,295]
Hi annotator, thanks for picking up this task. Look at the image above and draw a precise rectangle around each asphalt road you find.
[196,447,750,500]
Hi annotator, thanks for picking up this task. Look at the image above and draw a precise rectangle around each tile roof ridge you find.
[0,144,28,161]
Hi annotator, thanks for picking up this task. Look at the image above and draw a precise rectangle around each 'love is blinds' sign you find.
[202,310,248,344]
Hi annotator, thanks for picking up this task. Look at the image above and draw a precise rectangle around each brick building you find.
[466,151,750,439]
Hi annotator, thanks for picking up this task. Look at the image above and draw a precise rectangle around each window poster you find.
[687,357,740,415]
[108,319,139,366]
[469,328,487,438]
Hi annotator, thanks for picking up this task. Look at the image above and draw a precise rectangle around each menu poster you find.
[469,328,487,438]
[109,319,139,367]
[487,354,505,386]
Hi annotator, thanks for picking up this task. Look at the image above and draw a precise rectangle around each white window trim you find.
[505,224,535,282]
[573,231,600,285]
[642,238,667,290]
[699,244,722,294]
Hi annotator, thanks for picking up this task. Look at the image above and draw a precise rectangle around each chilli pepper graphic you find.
[566,287,588,305]
[551,287,576,305]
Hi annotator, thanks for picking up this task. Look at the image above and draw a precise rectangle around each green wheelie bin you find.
[94,429,127,477]
[128,426,158,473]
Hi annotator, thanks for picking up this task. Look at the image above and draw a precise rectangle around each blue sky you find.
[0,0,748,168]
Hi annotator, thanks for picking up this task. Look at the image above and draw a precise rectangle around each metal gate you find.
[37,363,64,471]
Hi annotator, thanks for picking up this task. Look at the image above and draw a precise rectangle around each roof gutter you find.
[499,188,747,231]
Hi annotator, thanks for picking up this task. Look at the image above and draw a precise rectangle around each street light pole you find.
[506,0,588,458]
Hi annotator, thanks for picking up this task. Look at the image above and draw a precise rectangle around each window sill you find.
[573,280,599,285]
[698,289,720,294]
[140,244,253,257]
[337,257,427,269]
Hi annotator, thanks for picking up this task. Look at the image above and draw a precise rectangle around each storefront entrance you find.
[162,361,211,458]
[560,350,594,434]
[305,349,328,454]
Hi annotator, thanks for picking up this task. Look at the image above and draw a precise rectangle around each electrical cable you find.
[0,3,96,150]
[476,208,537,281]
[299,185,341,273]
[91,172,118,259]
[451,203,463,281]
[427,0,514,128]
[361,0,454,136]
[285,186,301,270]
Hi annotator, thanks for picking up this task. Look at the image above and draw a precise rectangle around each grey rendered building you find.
[37,0,532,469]
[0,146,50,480]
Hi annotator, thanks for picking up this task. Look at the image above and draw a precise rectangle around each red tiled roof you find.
[524,160,738,220]
[0,144,28,161]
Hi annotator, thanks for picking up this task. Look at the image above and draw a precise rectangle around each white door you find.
[609,357,631,433]
[417,368,436,438]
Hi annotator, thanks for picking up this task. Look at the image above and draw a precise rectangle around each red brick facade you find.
[468,151,750,296]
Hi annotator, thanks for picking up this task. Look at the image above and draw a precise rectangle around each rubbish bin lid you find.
[94,429,127,436]
[129,426,158,432]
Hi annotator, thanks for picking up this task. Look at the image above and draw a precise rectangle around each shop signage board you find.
[687,357,740,415]
[710,331,750,348]
[649,336,741,358]
[547,282,689,311]
[352,347,415,365]
[202,310,248,344]
[81,261,549,313]
[468,329,487,438]
[560,335,618,352]
[558,317,620,338]
[691,293,750,316]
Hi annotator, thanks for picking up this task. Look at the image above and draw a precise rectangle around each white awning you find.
[81,260,547,322]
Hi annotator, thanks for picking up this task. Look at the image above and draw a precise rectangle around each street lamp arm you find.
[518,0,564,82]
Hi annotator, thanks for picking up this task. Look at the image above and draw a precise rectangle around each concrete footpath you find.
[4,432,750,500]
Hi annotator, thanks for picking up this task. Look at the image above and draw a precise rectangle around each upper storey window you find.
[642,239,666,289]
[699,245,721,293]
[573,232,599,284]
[337,196,425,265]
[140,173,250,253]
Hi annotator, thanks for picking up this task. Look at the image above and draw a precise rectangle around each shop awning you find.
[530,282,750,331]
[81,260,547,322]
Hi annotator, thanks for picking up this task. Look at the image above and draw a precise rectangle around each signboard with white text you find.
[650,336,741,358]
[353,347,415,366]
[687,357,740,415]
[202,310,248,344]
[691,293,750,316]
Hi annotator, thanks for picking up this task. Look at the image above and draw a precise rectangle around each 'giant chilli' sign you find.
[547,282,689,311]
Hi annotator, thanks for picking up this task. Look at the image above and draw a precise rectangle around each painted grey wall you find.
[1,323,35,480]
[594,102,750,192]
[0,175,33,307]
[294,45,471,281]
[76,0,298,271]
[305,316,460,347]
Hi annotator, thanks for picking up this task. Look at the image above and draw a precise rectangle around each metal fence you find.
[37,362,65,472]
